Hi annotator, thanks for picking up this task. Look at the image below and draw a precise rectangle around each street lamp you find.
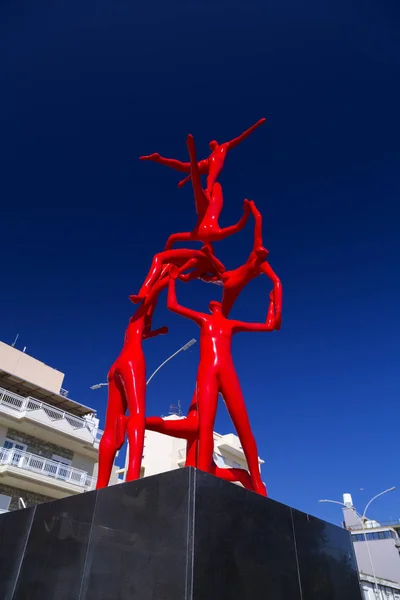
[319,487,396,600]
[90,339,196,391]
[90,383,108,390]
[90,338,197,481]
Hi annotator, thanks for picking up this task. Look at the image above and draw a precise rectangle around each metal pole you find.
[360,488,396,600]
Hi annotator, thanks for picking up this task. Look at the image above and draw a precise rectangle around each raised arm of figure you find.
[248,200,264,249]
[232,291,276,333]
[187,134,210,218]
[167,267,205,324]
[139,152,191,173]
[225,118,266,151]
[260,262,282,330]
[200,244,226,275]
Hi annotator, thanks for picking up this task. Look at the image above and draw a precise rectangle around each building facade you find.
[0,341,105,511]
[360,575,400,600]
[341,494,400,599]
[119,413,264,484]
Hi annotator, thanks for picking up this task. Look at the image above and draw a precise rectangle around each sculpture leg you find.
[185,438,198,467]
[131,276,169,322]
[116,362,146,482]
[178,159,208,189]
[164,231,194,250]
[221,288,241,317]
[249,200,263,248]
[147,155,191,173]
[212,464,254,492]
[145,415,198,438]
[136,255,164,299]
[219,368,267,496]
[96,375,126,489]
[187,134,209,219]
[196,372,219,472]
[214,206,250,241]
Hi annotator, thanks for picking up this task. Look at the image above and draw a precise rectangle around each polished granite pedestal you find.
[0,467,362,600]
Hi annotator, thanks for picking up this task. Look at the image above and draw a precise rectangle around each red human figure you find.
[96,311,168,489]
[146,392,255,492]
[128,251,225,337]
[167,267,276,497]
[140,118,266,191]
[218,201,282,324]
[164,134,251,249]
[131,245,225,303]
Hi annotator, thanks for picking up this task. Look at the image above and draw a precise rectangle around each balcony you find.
[348,520,400,532]
[0,386,103,450]
[0,446,96,498]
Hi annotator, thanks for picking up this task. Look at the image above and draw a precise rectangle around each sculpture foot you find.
[129,294,145,304]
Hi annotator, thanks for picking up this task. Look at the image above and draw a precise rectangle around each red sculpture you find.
[211,200,282,322]
[166,267,277,497]
[146,392,255,491]
[97,118,282,497]
[140,117,266,191]
[96,311,167,489]
[130,245,225,303]
[164,135,251,249]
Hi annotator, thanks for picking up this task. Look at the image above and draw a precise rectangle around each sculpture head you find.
[255,245,269,261]
[208,140,218,151]
[209,300,222,314]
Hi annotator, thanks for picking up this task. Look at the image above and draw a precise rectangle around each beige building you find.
[117,413,264,485]
[0,341,104,512]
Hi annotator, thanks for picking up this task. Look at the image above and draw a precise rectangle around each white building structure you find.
[360,576,400,600]
[0,341,110,511]
[341,493,400,600]
[123,413,264,483]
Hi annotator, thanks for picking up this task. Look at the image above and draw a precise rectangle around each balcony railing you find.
[0,446,96,490]
[348,520,400,531]
[0,386,103,443]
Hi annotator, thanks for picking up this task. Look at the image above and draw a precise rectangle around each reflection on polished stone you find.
[13,491,97,600]
[80,468,192,600]
[0,505,35,600]
[291,508,362,600]
[193,470,302,600]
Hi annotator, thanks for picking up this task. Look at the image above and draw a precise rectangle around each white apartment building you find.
[0,341,104,512]
[118,413,264,484]
[341,494,400,600]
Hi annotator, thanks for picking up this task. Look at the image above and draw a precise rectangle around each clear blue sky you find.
[1,1,399,525]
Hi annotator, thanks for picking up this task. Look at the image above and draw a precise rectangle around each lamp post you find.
[90,338,197,481]
[90,383,108,390]
[319,487,396,600]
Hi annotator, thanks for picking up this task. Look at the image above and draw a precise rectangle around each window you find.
[1,438,27,467]
[213,453,226,468]
[352,531,395,543]
[0,494,11,512]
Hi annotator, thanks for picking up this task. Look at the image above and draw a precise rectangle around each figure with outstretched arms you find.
[217,200,282,323]
[164,134,251,249]
[166,266,276,496]
[140,118,266,192]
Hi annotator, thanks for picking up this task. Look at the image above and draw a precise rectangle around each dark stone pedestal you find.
[0,467,361,600]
